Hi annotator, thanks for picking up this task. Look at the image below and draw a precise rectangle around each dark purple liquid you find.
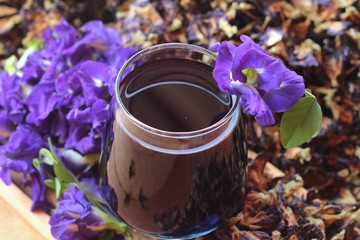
[99,59,247,238]
[121,59,232,132]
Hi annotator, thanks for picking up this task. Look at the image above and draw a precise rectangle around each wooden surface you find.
[0,180,54,240]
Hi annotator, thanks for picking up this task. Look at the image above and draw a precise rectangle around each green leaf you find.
[44,179,55,189]
[45,138,79,184]
[280,90,322,149]
[53,163,78,184]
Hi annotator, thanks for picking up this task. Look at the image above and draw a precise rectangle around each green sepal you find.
[54,177,62,198]
[44,179,55,189]
[39,148,57,165]
[33,158,41,170]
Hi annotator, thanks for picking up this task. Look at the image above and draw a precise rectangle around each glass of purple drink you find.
[99,43,248,239]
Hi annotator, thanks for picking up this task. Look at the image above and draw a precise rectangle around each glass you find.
[99,43,247,239]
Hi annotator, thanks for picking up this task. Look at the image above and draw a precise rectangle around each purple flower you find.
[78,61,117,103]
[80,21,136,70]
[0,124,43,184]
[211,35,305,125]
[42,19,77,55]
[42,19,94,59]
[2,124,43,159]
[19,51,45,84]
[49,184,104,240]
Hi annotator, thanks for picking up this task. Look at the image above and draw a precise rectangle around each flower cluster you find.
[0,19,135,211]
[211,35,305,126]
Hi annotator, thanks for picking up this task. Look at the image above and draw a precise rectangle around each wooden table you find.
[0,180,54,240]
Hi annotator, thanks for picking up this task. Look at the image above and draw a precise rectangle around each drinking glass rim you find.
[115,43,240,138]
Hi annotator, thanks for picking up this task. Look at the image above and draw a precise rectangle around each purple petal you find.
[30,166,49,211]
[0,110,15,140]
[231,81,275,126]
[65,125,99,154]
[263,70,305,112]
[80,61,112,86]
[104,46,136,72]
[66,107,92,124]
[26,79,58,125]
[0,73,27,124]
[50,109,68,141]
[56,69,81,95]
[55,70,85,108]
[256,59,285,93]
[19,51,45,83]
[42,19,77,56]
[239,35,268,55]
[61,32,96,56]
[3,124,43,158]
[91,99,109,131]
[212,41,237,92]
[210,42,221,52]
[232,47,283,91]
[6,92,26,124]
[79,61,114,105]
[81,21,121,47]
[80,20,136,69]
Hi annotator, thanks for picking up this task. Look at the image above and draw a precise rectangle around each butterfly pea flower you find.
[0,124,42,184]
[0,125,42,178]
[49,184,105,240]
[43,19,94,59]
[78,61,117,104]
[211,35,305,126]
[80,21,136,70]
[2,124,43,159]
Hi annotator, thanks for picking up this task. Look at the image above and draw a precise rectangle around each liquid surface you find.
[99,58,247,239]
[120,59,232,132]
